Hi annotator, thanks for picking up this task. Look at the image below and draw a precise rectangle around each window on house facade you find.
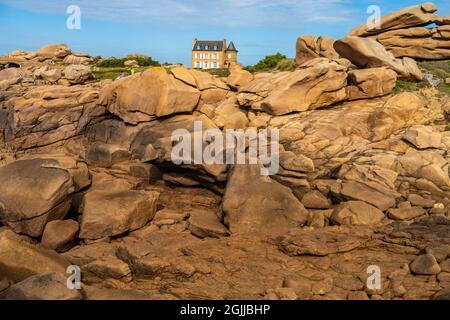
[228,53,232,59]
[195,61,200,68]
[205,53,209,59]
[214,53,218,59]
[213,62,218,68]
[204,62,209,69]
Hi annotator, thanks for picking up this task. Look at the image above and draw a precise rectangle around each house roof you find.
[226,41,238,52]
[192,40,224,51]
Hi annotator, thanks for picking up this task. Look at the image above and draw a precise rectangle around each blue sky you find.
[0,0,449,65]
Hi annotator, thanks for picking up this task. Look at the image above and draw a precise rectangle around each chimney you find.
[223,38,227,52]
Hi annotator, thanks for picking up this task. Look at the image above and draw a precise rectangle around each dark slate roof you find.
[192,40,224,51]
[226,41,238,52]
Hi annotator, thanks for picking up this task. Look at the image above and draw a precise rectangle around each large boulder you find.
[79,189,160,240]
[64,64,92,84]
[0,272,82,300]
[226,64,254,89]
[237,58,348,115]
[0,230,70,283]
[295,35,340,66]
[0,68,21,90]
[331,201,385,226]
[334,36,423,80]
[375,25,450,60]
[222,165,309,235]
[0,85,103,151]
[348,2,439,37]
[0,155,90,237]
[41,220,79,252]
[37,44,71,59]
[347,67,397,100]
[99,68,201,124]
[34,66,62,82]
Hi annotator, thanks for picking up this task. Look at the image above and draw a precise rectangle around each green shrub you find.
[245,52,287,73]
[95,56,160,68]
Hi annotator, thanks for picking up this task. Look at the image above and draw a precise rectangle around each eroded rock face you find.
[347,67,397,100]
[0,84,104,152]
[99,68,201,124]
[295,35,340,65]
[334,36,423,80]
[349,2,439,37]
[0,155,90,237]
[238,58,348,115]
[375,25,450,60]
[222,165,309,235]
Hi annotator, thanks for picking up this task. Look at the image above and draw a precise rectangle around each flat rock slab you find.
[277,226,372,256]
[79,189,159,240]
[0,272,82,300]
[188,210,229,238]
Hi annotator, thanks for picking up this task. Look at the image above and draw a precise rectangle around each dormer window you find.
[205,45,209,50]
[214,45,217,50]
[197,45,200,50]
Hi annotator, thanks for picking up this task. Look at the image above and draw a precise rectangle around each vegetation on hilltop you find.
[244,53,296,73]
[95,55,160,68]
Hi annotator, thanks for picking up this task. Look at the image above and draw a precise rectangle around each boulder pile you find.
[0,3,450,300]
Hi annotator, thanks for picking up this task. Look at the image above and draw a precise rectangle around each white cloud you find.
[0,0,356,27]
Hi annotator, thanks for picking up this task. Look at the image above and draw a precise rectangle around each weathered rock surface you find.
[295,35,340,66]
[238,58,348,115]
[349,3,439,37]
[0,272,82,300]
[64,64,92,84]
[41,220,79,252]
[0,155,90,236]
[331,201,385,226]
[347,67,397,100]
[223,165,309,235]
[99,68,201,124]
[0,230,70,283]
[79,188,159,240]
[334,36,423,80]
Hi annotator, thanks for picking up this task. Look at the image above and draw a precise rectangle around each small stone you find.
[392,285,407,297]
[410,254,441,275]
[307,211,325,228]
[403,126,441,149]
[407,194,435,208]
[302,191,331,209]
[388,207,426,221]
[188,210,229,238]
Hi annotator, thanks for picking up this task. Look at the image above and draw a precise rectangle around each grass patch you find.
[92,66,153,80]
[393,60,450,95]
